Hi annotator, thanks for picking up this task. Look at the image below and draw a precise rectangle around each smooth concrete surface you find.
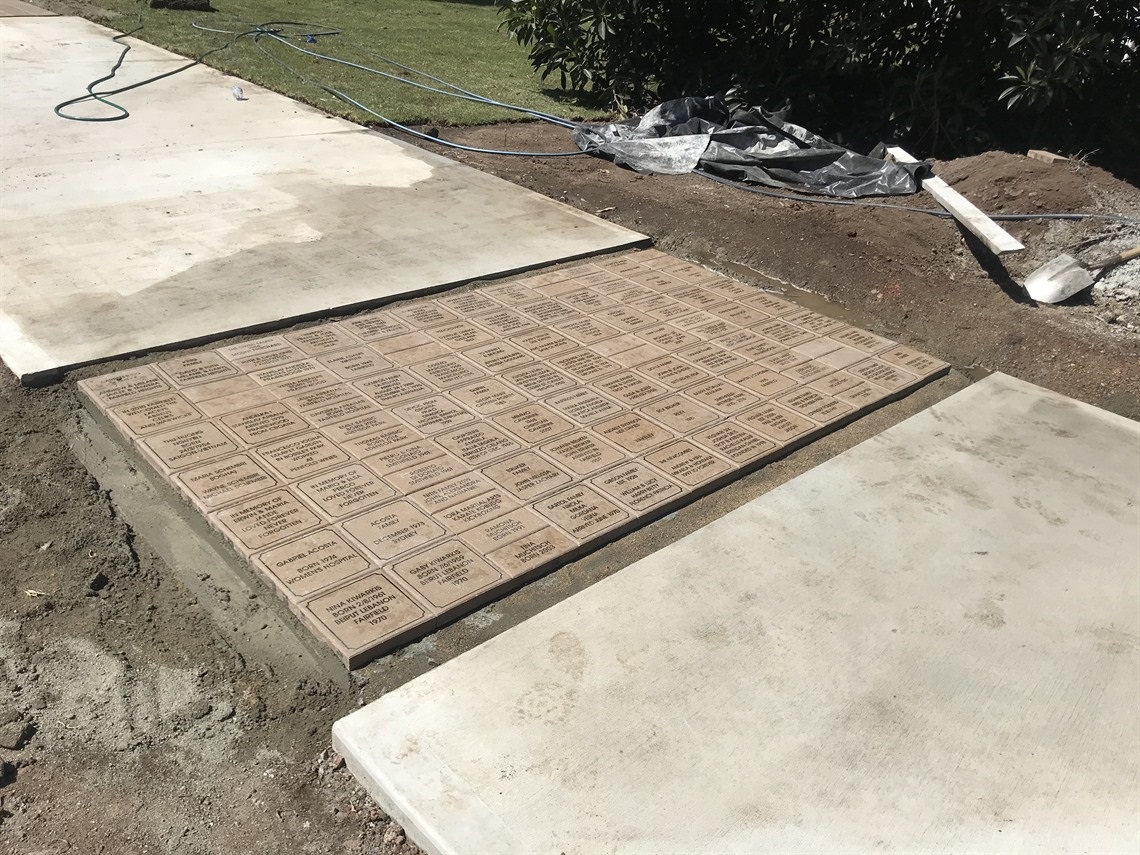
[0,17,645,384]
[333,373,1140,854]
[0,0,55,15]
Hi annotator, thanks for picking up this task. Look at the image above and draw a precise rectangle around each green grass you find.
[85,0,607,126]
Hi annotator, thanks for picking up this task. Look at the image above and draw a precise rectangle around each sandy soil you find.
[2,117,1138,854]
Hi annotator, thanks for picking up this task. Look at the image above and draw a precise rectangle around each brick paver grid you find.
[79,250,948,667]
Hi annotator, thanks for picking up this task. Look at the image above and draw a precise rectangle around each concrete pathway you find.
[0,0,54,16]
[0,16,643,383]
[334,373,1140,854]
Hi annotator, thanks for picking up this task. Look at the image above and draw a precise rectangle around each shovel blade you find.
[1024,254,1094,303]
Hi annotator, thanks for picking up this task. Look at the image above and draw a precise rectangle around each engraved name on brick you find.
[409,473,494,513]
[178,454,277,509]
[494,404,573,443]
[448,379,527,415]
[645,441,731,486]
[156,353,237,387]
[541,431,625,476]
[462,342,533,372]
[285,326,358,355]
[593,413,675,453]
[362,440,443,476]
[216,489,322,550]
[249,359,321,386]
[536,486,629,540]
[256,433,349,479]
[306,573,425,650]
[259,531,370,598]
[355,371,433,406]
[322,411,400,444]
[428,321,494,348]
[640,395,718,432]
[545,388,622,424]
[482,452,572,501]
[391,543,502,609]
[343,501,445,561]
[556,317,620,344]
[459,507,546,555]
[409,357,485,389]
[318,347,392,380]
[341,313,409,341]
[112,394,201,436]
[297,464,395,518]
[470,309,534,336]
[592,463,682,511]
[384,455,468,496]
[485,527,577,577]
[595,372,667,406]
[436,424,522,465]
[437,490,517,534]
[849,359,919,390]
[638,356,710,389]
[82,367,170,407]
[501,364,575,397]
[685,379,758,414]
[552,350,619,381]
[438,292,501,315]
[690,424,775,464]
[221,403,309,445]
[511,328,577,357]
[143,423,238,470]
[393,396,475,434]
[737,404,817,443]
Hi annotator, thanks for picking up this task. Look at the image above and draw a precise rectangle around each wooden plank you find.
[887,146,1025,256]
[1027,149,1069,164]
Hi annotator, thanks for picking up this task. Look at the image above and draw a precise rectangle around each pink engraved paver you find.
[80,250,948,667]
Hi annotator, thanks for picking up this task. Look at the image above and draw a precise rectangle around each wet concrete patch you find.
[0,16,644,383]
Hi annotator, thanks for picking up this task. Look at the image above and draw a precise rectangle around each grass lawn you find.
[82,0,607,127]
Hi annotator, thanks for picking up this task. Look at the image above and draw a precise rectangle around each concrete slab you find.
[78,250,948,667]
[333,373,1140,854]
[0,0,54,15]
[0,16,644,384]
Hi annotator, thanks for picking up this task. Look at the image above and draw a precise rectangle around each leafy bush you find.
[496,0,1139,166]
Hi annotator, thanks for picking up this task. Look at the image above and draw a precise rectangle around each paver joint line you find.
[80,250,948,667]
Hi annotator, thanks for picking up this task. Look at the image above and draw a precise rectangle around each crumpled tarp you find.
[572,95,923,198]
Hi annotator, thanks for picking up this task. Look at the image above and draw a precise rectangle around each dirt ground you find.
[439,124,1140,417]
[2,114,1138,854]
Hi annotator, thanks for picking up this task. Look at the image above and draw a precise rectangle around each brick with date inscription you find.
[342,500,445,562]
[390,542,502,609]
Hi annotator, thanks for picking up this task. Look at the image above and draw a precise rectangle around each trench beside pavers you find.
[80,250,948,666]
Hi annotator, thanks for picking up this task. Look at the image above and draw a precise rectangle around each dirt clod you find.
[86,570,110,594]
[0,722,32,751]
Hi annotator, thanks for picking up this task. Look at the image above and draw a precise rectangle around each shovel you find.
[1024,245,1140,303]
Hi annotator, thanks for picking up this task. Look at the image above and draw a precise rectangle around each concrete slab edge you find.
[21,243,650,388]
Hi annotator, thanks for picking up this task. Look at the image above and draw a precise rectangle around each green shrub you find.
[496,0,1139,166]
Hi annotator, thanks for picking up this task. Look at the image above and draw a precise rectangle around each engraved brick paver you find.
[80,251,948,667]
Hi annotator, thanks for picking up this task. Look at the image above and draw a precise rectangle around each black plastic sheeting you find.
[572,96,924,198]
